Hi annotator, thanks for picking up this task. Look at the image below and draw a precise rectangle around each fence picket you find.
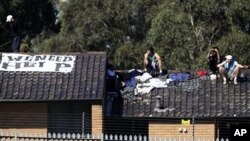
[124,134,128,140]
[143,135,147,141]
[52,132,56,138]
[77,133,81,139]
[119,134,123,140]
[104,134,108,140]
[110,134,113,140]
[134,135,137,141]
[114,134,118,140]
[138,135,142,141]
[86,133,91,139]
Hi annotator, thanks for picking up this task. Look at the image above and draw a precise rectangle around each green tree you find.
[0,0,57,52]
[30,0,250,70]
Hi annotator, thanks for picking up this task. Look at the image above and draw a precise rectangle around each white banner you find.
[0,53,76,73]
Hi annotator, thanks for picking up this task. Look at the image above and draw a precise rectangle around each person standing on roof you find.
[6,15,21,52]
[144,47,163,74]
[217,55,248,85]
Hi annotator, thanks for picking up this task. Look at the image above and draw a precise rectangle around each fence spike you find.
[225,138,229,141]
[77,133,81,139]
[110,134,113,140]
[105,134,108,140]
[72,133,76,139]
[114,134,118,140]
[124,134,128,140]
[129,135,133,141]
[138,135,142,141]
[86,133,90,139]
[143,135,147,141]
[134,135,138,141]
[57,133,61,138]
[62,133,66,139]
[52,132,56,138]
[119,134,123,140]
[67,133,71,139]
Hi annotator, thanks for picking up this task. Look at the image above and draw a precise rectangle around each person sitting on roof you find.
[207,46,221,75]
[217,55,248,85]
[143,47,163,74]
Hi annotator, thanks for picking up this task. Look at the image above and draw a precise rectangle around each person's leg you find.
[158,60,162,73]
[211,63,217,74]
[232,67,240,84]
[11,38,16,52]
[146,63,153,73]
[208,61,214,74]
[11,36,21,52]
[144,60,149,71]
[218,66,227,84]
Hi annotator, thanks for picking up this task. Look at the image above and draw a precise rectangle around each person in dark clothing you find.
[207,47,221,74]
[6,15,21,52]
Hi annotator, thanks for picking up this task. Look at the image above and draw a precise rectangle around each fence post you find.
[192,116,195,141]
[14,131,17,141]
[82,112,85,136]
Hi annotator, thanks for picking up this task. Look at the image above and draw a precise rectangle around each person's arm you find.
[144,53,149,70]
[154,53,161,61]
[207,49,212,59]
[144,53,148,62]
[154,53,163,71]
[214,49,220,63]
[237,64,248,69]
[217,60,227,68]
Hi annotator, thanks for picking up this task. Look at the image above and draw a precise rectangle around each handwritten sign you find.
[0,53,76,73]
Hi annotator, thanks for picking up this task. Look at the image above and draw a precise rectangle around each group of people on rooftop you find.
[2,15,249,85]
[144,46,249,85]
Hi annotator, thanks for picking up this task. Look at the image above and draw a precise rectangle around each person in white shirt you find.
[217,55,248,85]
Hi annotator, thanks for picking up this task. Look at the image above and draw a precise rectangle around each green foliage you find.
[112,42,144,69]
[216,28,250,64]
[2,0,250,70]
[0,0,57,52]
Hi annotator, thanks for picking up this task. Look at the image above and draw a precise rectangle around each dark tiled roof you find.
[121,71,250,118]
[0,52,106,101]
